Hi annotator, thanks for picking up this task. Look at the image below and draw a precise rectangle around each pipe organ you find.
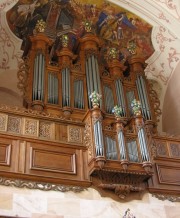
[22,23,158,195]
[2,16,179,201]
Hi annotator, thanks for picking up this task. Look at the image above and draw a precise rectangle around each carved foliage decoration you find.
[99,183,143,199]
[152,194,180,202]
[7,116,21,134]
[0,113,7,131]
[148,80,162,122]
[24,118,38,136]
[156,140,168,157]
[17,57,29,97]
[0,177,85,193]
[39,121,51,139]
[84,119,93,160]
[169,143,180,158]
[68,125,82,143]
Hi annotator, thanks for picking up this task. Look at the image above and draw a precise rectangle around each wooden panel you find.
[30,147,76,174]
[156,164,180,185]
[0,143,11,166]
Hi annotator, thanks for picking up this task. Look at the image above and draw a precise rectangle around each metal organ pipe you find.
[91,55,98,92]
[95,58,101,96]
[85,61,91,107]
[140,128,150,161]
[140,76,151,120]
[105,136,117,160]
[137,126,150,162]
[118,130,126,160]
[115,79,126,116]
[104,85,114,114]
[62,68,70,107]
[136,78,147,118]
[136,76,151,120]
[94,120,104,157]
[88,57,93,93]
[74,80,84,109]
[33,53,45,101]
[48,73,58,104]
[85,54,102,108]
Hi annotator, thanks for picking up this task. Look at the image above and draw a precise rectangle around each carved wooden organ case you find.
[0,23,180,201]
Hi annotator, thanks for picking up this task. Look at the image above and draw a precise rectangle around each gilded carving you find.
[0,177,85,193]
[68,125,82,143]
[24,118,38,136]
[7,116,21,134]
[0,113,8,131]
[39,121,51,139]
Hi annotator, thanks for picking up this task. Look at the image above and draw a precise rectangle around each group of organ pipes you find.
[25,20,157,176]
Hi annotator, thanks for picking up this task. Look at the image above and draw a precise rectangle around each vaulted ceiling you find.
[0,0,180,133]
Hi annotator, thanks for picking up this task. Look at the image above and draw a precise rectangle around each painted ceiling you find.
[6,0,153,65]
[0,0,180,132]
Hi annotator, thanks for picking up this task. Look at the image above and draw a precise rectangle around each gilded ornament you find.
[35,19,46,33]
[61,34,69,47]
[83,20,92,32]
[108,48,118,59]
[127,39,137,55]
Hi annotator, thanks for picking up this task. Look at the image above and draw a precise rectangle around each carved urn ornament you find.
[127,39,137,55]
[35,19,46,33]
[90,91,102,108]
[108,47,119,59]
[61,34,69,48]
[131,99,141,116]
[83,20,92,32]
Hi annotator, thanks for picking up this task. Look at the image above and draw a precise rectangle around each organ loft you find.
[0,0,179,201]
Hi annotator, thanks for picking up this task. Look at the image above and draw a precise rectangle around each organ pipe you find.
[115,79,126,116]
[117,130,126,160]
[94,120,104,156]
[85,55,102,108]
[74,80,84,109]
[62,68,70,107]
[48,73,58,104]
[136,76,151,120]
[33,53,45,101]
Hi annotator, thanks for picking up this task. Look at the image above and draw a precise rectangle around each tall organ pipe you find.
[137,127,150,162]
[94,120,104,157]
[136,78,147,118]
[140,76,151,119]
[85,54,102,108]
[136,76,151,120]
[62,68,70,107]
[117,130,126,160]
[74,80,84,109]
[33,53,45,101]
[115,79,126,116]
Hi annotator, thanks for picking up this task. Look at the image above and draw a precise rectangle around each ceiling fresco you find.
[6,0,154,63]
